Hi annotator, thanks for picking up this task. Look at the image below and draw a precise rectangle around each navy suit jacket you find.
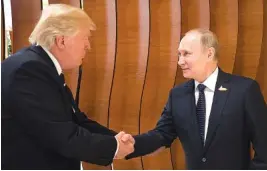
[127,69,267,169]
[1,46,117,169]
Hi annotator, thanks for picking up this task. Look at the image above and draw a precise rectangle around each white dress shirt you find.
[40,46,119,168]
[194,67,219,142]
[42,46,62,75]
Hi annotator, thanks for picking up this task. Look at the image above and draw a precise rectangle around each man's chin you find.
[182,73,192,79]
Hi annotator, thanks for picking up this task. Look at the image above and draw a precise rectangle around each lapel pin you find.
[218,85,227,91]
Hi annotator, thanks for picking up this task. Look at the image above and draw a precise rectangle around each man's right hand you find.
[114,131,135,159]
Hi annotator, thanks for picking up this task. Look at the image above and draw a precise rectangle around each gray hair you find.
[186,28,219,60]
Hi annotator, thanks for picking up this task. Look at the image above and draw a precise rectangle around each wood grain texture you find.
[174,0,210,86]
[256,0,267,102]
[180,0,210,33]
[264,0,267,102]
[139,0,181,169]
[233,0,263,79]
[108,0,150,169]
[49,0,80,7]
[210,0,238,73]
[11,0,42,52]
[81,0,116,169]
[172,0,210,169]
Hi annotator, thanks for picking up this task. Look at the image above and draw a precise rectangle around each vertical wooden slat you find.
[139,0,181,170]
[174,0,210,86]
[1,0,5,60]
[11,0,42,52]
[264,0,267,102]
[180,0,210,33]
[108,0,149,169]
[210,0,238,73]
[171,0,210,169]
[256,0,267,102]
[81,0,116,169]
[49,0,80,7]
[233,0,263,79]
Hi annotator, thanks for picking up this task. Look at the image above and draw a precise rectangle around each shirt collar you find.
[195,67,219,92]
[40,46,62,75]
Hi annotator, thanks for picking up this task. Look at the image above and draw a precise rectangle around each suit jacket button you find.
[202,157,206,162]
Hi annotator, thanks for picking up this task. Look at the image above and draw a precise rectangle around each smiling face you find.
[178,31,216,82]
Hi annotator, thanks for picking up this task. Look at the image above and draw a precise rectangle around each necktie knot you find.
[197,84,206,92]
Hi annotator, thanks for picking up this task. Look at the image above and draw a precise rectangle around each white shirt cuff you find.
[114,138,119,158]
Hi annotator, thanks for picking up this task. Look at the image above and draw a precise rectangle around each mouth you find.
[181,68,189,71]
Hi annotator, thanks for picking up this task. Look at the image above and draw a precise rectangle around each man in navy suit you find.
[126,28,267,169]
[1,4,134,169]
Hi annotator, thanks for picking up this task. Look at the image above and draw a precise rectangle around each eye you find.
[184,51,192,57]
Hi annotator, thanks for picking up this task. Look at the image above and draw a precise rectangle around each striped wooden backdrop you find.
[1,0,266,169]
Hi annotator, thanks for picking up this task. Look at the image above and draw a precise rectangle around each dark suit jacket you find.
[127,69,267,169]
[1,46,117,170]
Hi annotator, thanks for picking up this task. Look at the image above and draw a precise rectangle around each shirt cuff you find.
[113,138,119,158]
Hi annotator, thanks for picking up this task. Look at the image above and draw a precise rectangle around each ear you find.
[207,47,215,61]
[54,35,65,49]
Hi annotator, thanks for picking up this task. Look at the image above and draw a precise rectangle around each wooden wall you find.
[1,0,267,169]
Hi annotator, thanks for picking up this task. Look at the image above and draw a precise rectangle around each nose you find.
[178,56,185,66]
[85,38,91,51]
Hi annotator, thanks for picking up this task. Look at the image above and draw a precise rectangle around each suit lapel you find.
[29,46,72,111]
[204,69,231,152]
[29,46,63,87]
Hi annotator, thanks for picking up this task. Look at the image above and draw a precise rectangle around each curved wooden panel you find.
[171,139,185,169]
[11,0,42,52]
[174,0,210,86]
[139,0,180,170]
[256,0,267,102]
[233,0,263,79]
[264,0,267,102]
[210,0,238,73]
[1,0,5,60]
[108,0,149,169]
[49,0,80,7]
[172,0,210,169]
[180,0,210,34]
[81,0,116,169]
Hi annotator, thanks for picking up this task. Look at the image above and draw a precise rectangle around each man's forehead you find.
[178,33,201,51]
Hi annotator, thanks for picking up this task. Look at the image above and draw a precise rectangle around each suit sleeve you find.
[126,90,177,159]
[9,62,117,166]
[73,112,117,136]
[245,81,267,169]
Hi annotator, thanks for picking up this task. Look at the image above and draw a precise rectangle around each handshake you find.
[114,131,135,159]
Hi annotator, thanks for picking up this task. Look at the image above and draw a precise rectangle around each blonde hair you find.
[186,28,219,60]
[29,4,96,49]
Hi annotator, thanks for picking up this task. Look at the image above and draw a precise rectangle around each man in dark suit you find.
[126,28,267,169]
[1,4,134,170]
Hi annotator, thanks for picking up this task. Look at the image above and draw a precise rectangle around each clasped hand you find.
[114,131,135,159]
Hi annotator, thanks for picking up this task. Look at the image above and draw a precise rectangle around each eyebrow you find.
[178,49,188,53]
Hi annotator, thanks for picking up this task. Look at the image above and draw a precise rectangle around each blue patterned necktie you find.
[196,84,206,145]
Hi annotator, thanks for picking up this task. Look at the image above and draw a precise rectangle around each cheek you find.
[184,59,193,68]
